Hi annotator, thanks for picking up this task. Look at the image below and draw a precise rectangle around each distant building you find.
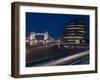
[63,19,89,48]
[26,31,49,46]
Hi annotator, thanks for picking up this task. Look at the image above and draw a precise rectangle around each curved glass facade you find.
[63,19,89,48]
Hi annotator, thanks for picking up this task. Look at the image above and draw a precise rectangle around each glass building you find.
[63,19,89,48]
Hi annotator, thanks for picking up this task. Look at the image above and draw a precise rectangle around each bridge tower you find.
[30,32,37,44]
[30,32,35,40]
[44,31,48,43]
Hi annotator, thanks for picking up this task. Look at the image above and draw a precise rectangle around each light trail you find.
[40,50,89,66]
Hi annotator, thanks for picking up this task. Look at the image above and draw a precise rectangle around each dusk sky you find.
[26,12,89,39]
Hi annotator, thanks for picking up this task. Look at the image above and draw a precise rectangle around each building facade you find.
[63,19,89,48]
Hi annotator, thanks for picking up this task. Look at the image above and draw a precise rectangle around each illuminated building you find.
[63,19,89,48]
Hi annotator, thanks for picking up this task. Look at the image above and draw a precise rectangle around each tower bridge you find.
[26,31,60,46]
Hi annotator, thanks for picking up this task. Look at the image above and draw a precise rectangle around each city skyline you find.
[26,12,89,39]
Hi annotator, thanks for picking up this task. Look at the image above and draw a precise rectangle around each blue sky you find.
[26,12,89,39]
